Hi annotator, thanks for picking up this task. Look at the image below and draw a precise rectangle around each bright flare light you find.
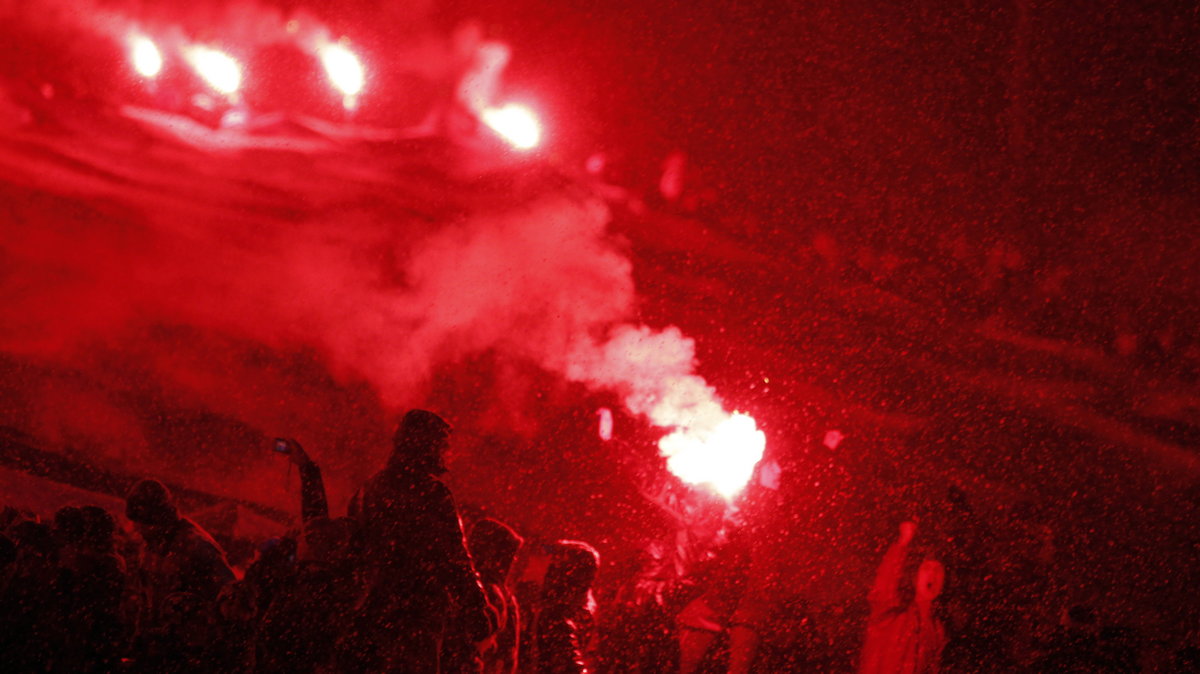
[130,36,163,79]
[320,42,365,98]
[184,46,242,95]
[482,104,541,150]
[659,412,766,499]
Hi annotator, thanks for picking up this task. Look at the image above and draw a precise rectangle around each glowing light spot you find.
[585,153,607,175]
[659,412,766,499]
[597,407,614,441]
[130,36,163,79]
[482,104,541,150]
[184,46,242,95]
[823,429,845,450]
[320,41,365,98]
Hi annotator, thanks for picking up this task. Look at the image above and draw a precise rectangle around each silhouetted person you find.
[0,531,15,591]
[676,526,752,674]
[527,540,599,674]
[125,478,235,671]
[859,521,947,674]
[251,437,353,673]
[465,518,524,674]
[54,505,128,673]
[0,520,61,671]
[340,409,492,673]
[255,516,360,673]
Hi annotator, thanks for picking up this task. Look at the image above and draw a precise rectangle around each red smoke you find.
[0,0,763,512]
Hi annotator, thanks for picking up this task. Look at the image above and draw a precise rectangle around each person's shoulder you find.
[95,551,127,575]
[175,518,225,553]
[424,476,459,508]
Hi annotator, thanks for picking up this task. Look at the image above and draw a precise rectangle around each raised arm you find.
[867,521,915,616]
[280,438,329,523]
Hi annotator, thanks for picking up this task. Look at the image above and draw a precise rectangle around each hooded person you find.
[464,518,524,674]
[526,540,600,674]
[859,521,947,674]
[340,409,492,673]
[124,478,235,666]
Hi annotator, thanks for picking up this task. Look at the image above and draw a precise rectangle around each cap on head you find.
[125,479,179,526]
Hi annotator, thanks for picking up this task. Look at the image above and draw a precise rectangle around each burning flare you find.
[319,41,365,100]
[659,411,765,499]
[129,35,163,79]
[184,46,242,95]
[482,104,542,150]
[569,326,766,499]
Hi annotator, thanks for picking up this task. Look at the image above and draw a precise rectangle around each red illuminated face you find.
[915,560,945,603]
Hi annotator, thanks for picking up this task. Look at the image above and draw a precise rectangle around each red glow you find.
[129,36,163,79]
[482,104,541,150]
[184,46,242,96]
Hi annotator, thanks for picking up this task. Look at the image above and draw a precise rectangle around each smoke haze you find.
[0,97,741,511]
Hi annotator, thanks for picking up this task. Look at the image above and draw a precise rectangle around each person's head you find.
[389,409,452,474]
[125,479,179,547]
[467,518,523,585]
[542,539,599,614]
[9,520,57,574]
[78,506,117,553]
[914,559,945,604]
[53,506,86,547]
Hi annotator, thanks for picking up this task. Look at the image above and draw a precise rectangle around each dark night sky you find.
[456,0,1196,244]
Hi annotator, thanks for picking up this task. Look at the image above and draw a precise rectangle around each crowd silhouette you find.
[2,409,1197,673]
